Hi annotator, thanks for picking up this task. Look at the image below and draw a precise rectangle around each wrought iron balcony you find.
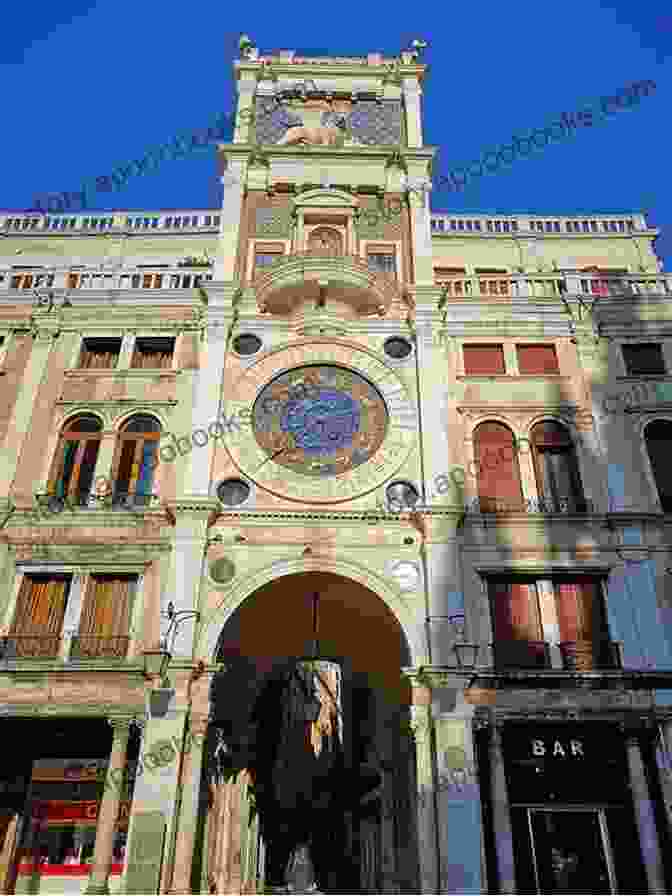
[489,639,623,672]
[35,491,160,514]
[493,639,551,669]
[559,639,623,671]
[465,495,594,514]
[69,635,130,659]
[1,635,61,658]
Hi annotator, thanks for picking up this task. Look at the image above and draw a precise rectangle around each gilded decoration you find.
[252,365,388,478]
[225,343,417,502]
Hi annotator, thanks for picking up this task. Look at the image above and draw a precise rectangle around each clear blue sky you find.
[1,0,670,267]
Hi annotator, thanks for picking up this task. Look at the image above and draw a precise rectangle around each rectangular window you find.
[8,575,71,657]
[79,338,122,370]
[367,252,396,276]
[463,344,505,375]
[130,337,175,370]
[517,344,560,375]
[489,581,548,668]
[622,343,666,375]
[70,574,136,659]
[488,577,616,671]
[434,267,470,296]
[254,243,285,276]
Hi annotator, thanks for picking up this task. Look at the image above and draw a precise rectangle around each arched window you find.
[111,415,161,506]
[48,415,102,505]
[473,422,523,512]
[530,421,586,512]
[307,226,343,257]
[644,420,672,511]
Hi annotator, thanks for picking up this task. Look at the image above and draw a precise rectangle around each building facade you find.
[1,39,672,894]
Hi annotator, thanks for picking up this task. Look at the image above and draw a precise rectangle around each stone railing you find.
[253,249,403,313]
[1,267,213,292]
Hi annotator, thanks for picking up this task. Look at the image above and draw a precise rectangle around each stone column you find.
[625,729,666,893]
[408,188,434,286]
[410,700,438,893]
[215,158,246,281]
[159,520,208,659]
[91,432,119,504]
[401,78,423,147]
[434,701,484,894]
[166,714,208,894]
[654,718,672,832]
[185,321,227,499]
[85,717,132,895]
[488,720,516,894]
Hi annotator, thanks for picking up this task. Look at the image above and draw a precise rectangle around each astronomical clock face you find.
[226,342,416,503]
[253,365,388,477]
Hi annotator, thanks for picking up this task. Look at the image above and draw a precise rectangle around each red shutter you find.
[474,422,523,510]
[463,345,505,375]
[555,583,580,642]
[517,344,559,375]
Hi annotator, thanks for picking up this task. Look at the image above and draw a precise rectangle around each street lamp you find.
[448,612,481,673]
[142,601,201,684]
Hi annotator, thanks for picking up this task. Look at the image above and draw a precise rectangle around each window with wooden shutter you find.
[111,415,161,506]
[72,574,135,658]
[622,343,666,376]
[8,575,70,657]
[516,344,560,375]
[645,420,672,511]
[554,579,606,670]
[463,344,505,375]
[48,415,102,505]
[474,422,523,511]
[130,337,175,370]
[434,267,470,296]
[475,268,510,296]
[530,421,586,512]
[79,338,122,370]
[489,581,547,667]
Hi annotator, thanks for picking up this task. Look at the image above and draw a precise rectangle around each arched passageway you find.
[199,571,419,894]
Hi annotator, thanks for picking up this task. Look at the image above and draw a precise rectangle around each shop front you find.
[500,723,649,894]
[11,758,135,895]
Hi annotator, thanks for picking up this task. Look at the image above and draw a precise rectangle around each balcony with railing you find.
[252,248,405,316]
[0,634,61,659]
[430,213,645,234]
[0,211,221,233]
[491,638,623,671]
[465,496,596,514]
[435,273,672,304]
[1,266,213,293]
[69,635,130,660]
[34,490,161,515]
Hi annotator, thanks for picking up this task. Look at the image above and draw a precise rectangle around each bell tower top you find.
[230,35,430,150]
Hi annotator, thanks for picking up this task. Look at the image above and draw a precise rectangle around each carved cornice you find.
[163,498,221,518]
[9,540,172,566]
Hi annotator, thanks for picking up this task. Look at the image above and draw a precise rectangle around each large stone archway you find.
[198,570,421,894]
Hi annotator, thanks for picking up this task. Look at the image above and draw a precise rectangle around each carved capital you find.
[107,716,134,743]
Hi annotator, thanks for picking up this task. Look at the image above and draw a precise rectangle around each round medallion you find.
[253,365,388,477]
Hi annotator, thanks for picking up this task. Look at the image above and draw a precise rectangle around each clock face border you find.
[225,342,418,503]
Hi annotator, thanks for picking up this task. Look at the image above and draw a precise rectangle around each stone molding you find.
[198,554,422,665]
